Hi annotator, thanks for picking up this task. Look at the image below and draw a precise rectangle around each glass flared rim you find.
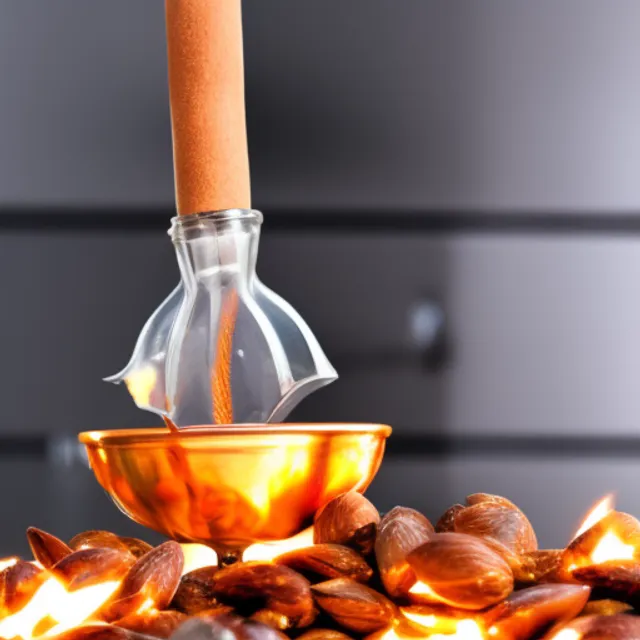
[79,423,392,447]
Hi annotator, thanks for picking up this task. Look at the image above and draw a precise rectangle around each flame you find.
[572,494,614,540]
[379,619,485,640]
[244,527,314,562]
[0,557,18,572]
[590,530,635,564]
[178,528,315,574]
[0,576,119,640]
[180,543,219,574]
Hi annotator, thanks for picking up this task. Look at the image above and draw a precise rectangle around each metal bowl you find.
[79,424,391,561]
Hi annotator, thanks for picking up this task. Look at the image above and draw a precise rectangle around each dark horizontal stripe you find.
[3,434,640,459]
[2,207,640,235]
[385,434,640,457]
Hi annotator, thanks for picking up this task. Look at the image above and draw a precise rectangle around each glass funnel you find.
[105,210,337,427]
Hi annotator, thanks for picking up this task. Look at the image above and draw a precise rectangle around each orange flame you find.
[178,527,315,575]
[572,494,614,540]
[0,576,119,640]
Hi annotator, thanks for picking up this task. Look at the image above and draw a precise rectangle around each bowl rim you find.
[79,423,392,446]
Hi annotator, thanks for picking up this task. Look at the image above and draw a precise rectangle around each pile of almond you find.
[4,492,640,639]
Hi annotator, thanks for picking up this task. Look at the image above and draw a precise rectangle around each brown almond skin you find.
[374,506,433,598]
[466,493,519,510]
[99,541,184,622]
[70,530,128,552]
[250,608,292,630]
[573,560,640,604]
[484,583,591,639]
[407,532,514,610]
[171,566,218,614]
[542,614,640,639]
[311,578,397,634]
[276,544,373,583]
[314,492,380,555]
[118,538,154,559]
[27,526,72,568]
[453,503,538,555]
[52,547,136,591]
[515,550,563,585]
[562,511,640,574]
[435,504,465,533]
[0,561,46,615]
[297,631,354,640]
[70,531,152,560]
[116,610,187,638]
[581,599,634,617]
[213,561,316,627]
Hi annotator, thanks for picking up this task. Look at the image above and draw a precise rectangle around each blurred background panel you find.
[1,0,640,553]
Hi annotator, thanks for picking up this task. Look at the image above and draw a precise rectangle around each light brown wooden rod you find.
[165,0,251,215]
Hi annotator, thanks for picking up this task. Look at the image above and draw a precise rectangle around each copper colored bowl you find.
[79,424,391,560]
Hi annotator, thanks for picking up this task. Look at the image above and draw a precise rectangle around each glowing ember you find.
[590,530,635,564]
[572,494,614,540]
[0,576,119,640]
[180,544,218,574]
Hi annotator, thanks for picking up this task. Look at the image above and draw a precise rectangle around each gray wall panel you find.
[0,2,640,210]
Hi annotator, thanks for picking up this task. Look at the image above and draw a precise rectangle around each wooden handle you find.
[165,0,251,215]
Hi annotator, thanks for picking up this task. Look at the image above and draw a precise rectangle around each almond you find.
[276,544,372,583]
[466,493,519,510]
[542,614,640,639]
[119,538,153,559]
[311,578,397,634]
[53,548,136,591]
[0,561,46,615]
[314,492,380,555]
[171,566,218,614]
[69,532,152,560]
[515,549,563,585]
[70,530,128,553]
[297,631,354,640]
[100,541,184,622]
[407,532,514,610]
[171,614,287,640]
[562,511,640,574]
[435,504,464,533]
[116,610,187,638]
[52,624,152,640]
[250,609,291,631]
[453,503,538,555]
[484,583,590,639]
[580,599,633,617]
[374,506,433,598]
[212,561,315,627]
[26,527,72,568]
[572,560,640,604]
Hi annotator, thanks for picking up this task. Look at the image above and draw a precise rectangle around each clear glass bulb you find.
[106,209,337,426]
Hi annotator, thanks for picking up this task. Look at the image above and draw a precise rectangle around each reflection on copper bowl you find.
[79,424,391,561]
